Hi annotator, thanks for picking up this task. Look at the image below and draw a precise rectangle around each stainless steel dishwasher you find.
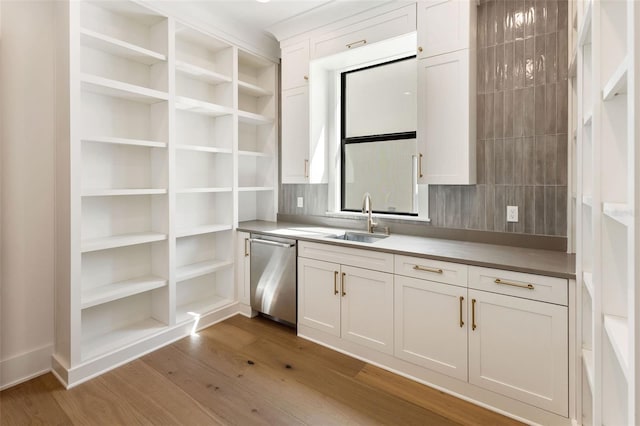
[249,234,297,327]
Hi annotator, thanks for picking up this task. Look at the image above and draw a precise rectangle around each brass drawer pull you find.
[413,265,443,274]
[419,153,424,178]
[494,278,534,290]
[471,299,477,330]
[244,238,249,256]
[346,39,367,49]
[459,296,464,328]
[304,75,309,81]
[341,272,346,296]
[334,271,339,295]
[304,159,309,178]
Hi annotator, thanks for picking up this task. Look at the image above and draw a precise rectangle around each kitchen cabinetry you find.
[281,86,310,183]
[298,242,394,354]
[417,0,476,59]
[281,40,309,91]
[235,231,250,305]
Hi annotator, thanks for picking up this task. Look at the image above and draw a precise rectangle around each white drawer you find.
[310,4,416,59]
[298,241,394,273]
[469,266,568,306]
[394,255,467,287]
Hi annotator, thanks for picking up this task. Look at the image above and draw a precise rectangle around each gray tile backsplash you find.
[280,0,568,239]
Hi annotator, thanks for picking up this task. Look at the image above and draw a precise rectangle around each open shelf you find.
[175,96,233,117]
[175,296,234,324]
[176,259,233,283]
[582,195,593,208]
[583,272,594,299]
[583,112,593,127]
[176,224,232,239]
[238,110,274,125]
[82,232,167,253]
[82,189,167,197]
[578,0,592,47]
[603,202,633,227]
[238,80,273,97]
[81,317,166,361]
[80,27,166,65]
[175,60,231,85]
[81,136,166,149]
[176,187,232,194]
[81,73,168,104]
[583,348,595,393]
[602,57,628,101]
[175,144,232,154]
[238,186,275,192]
[81,275,167,309]
[603,315,629,378]
[238,150,273,158]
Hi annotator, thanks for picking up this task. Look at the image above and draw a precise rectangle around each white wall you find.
[0,0,56,390]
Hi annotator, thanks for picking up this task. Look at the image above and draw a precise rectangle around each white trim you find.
[0,344,53,390]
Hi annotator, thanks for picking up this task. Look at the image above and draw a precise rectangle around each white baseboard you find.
[0,344,53,390]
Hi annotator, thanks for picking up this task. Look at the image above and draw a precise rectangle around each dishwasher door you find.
[250,235,297,326]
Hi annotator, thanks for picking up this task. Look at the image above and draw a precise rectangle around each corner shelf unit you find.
[573,1,639,424]
[54,0,278,386]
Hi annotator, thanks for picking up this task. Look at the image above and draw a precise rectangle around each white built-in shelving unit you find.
[574,0,639,424]
[54,0,277,386]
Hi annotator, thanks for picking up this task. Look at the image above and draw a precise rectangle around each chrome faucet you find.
[361,192,377,233]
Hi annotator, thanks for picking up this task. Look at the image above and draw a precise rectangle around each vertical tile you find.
[504,41,514,91]
[470,185,487,230]
[556,185,567,236]
[429,185,439,226]
[547,0,558,33]
[435,185,447,227]
[505,185,516,232]
[545,134,557,185]
[534,34,546,86]
[444,186,462,229]
[477,93,485,138]
[524,0,535,38]
[534,135,546,185]
[557,134,568,185]
[523,137,536,185]
[524,37,535,86]
[544,186,557,235]
[478,48,486,94]
[495,0,505,44]
[477,139,486,184]
[545,32,557,84]
[485,139,495,184]
[515,185,526,233]
[504,90,514,137]
[557,79,569,132]
[478,2,487,48]
[513,88,525,137]
[494,139,505,184]
[534,0,547,35]
[514,39,525,89]
[545,82,557,134]
[494,185,506,232]
[524,87,536,136]
[504,0,514,42]
[496,44,505,92]
[534,185,546,234]
[485,184,496,231]
[558,0,568,31]
[461,185,472,229]
[487,46,496,92]
[534,84,546,135]
[557,24,569,80]
[485,92,495,139]
[525,185,536,233]
[494,92,504,138]
[514,0,526,41]
[513,138,524,185]
[487,0,496,46]
[504,138,515,184]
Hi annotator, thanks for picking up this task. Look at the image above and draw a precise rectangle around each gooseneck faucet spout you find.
[362,192,377,233]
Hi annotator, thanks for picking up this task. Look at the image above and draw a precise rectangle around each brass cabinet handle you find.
[341,272,346,296]
[459,296,464,328]
[304,159,309,178]
[494,278,534,290]
[472,299,477,331]
[418,46,423,53]
[346,39,367,49]
[418,153,424,178]
[304,75,309,81]
[334,271,339,295]
[413,264,443,274]
[244,238,249,256]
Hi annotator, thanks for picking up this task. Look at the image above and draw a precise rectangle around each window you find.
[341,56,417,215]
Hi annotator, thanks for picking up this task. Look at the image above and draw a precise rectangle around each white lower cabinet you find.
[235,231,251,305]
[468,289,569,417]
[298,256,394,354]
[394,275,468,381]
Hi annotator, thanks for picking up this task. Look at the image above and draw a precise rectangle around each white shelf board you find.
[582,195,593,208]
[583,112,593,127]
[603,202,633,227]
[80,27,166,65]
[82,188,167,197]
[176,296,234,324]
[176,259,233,282]
[176,224,232,238]
[578,0,592,47]
[238,186,275,192]
[238,110,274,125]
[582,348,595,392]
[176,187,233,194]
[175,96,233,117]
[602,57,628,101]
[238,80,273,97]
[81,136,166,149]
[81,275,167,309]
[569,48,577,78]
[81,73,169,104]
[603,315,629,379]
[238,150,273,158]
[175,60,231,85]
[81,232,167,253]
[81,317,166,362]
[175,144,232,154]
[583,272,594,299]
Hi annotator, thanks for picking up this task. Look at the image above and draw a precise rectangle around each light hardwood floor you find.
[0,315,522,425]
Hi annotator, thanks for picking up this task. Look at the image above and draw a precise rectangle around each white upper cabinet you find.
[417,0,476,59]
[281,39,309,91]
[281,87,310,184]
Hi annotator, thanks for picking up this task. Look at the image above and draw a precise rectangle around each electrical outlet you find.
[507,206,518,223]
[297,197,304,208]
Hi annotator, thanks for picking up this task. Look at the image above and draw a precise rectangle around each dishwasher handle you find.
[249,238,296,249]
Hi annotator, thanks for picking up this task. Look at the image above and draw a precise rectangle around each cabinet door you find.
[394,276,467,381]
[417,50,476,184]
[235,231,251,305]
[340,265,394,354]
[417,0,476,59]
[281,39,309,91]
[468,290,568,416]
[281,87,310,184]
[298,257,341,336]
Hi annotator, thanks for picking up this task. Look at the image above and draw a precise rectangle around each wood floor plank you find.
[142,344,303,425]
[0,374,71,426]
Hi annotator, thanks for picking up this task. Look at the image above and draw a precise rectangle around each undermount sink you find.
[328,231,389,243]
